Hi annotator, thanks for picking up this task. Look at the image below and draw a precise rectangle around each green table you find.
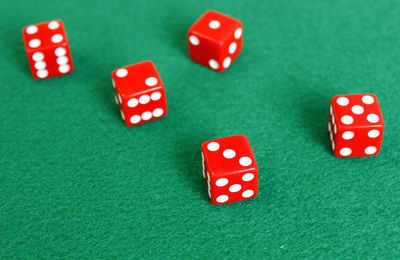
[1,0,399,258]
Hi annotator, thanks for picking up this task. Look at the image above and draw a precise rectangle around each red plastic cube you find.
[201,135,258,205]
[22,20,74,79]
[188,10,243,72]
[328,94,384,157]
[111,61,167,126]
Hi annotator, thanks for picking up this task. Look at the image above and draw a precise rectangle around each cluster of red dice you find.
[22,10,385,205]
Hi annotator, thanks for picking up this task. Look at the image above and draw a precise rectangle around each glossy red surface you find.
[201,135,258,205]
[22,20,74,80]
[188,10,243,72]
[111,61,167,126]
[328,93,384,157]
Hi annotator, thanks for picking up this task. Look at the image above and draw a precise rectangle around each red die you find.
[111,61,167,126]
[328,94,384,157]
[22,20,73,80]
[201,135,258,205]
[188,10,243,72]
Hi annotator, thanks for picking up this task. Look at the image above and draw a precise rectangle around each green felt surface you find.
[1,0,400,258]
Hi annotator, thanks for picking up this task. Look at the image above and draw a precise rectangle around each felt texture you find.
[1,0,400,258]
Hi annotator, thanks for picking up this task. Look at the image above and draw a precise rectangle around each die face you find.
[112,61,162,95]
[23,20,69,50]
[188,10,243,72]
[201,135,258,205]
[329,94,384,157]
[190,11,241,42]
[112,61,168,126]
[331,125,384,157]
[202,135,257,174]
[120,88,167,127]
[207,166,258,205]
[188,33,223,70]
[22,20,74,79]
[25,43,73,80]
[331,94,384,129]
